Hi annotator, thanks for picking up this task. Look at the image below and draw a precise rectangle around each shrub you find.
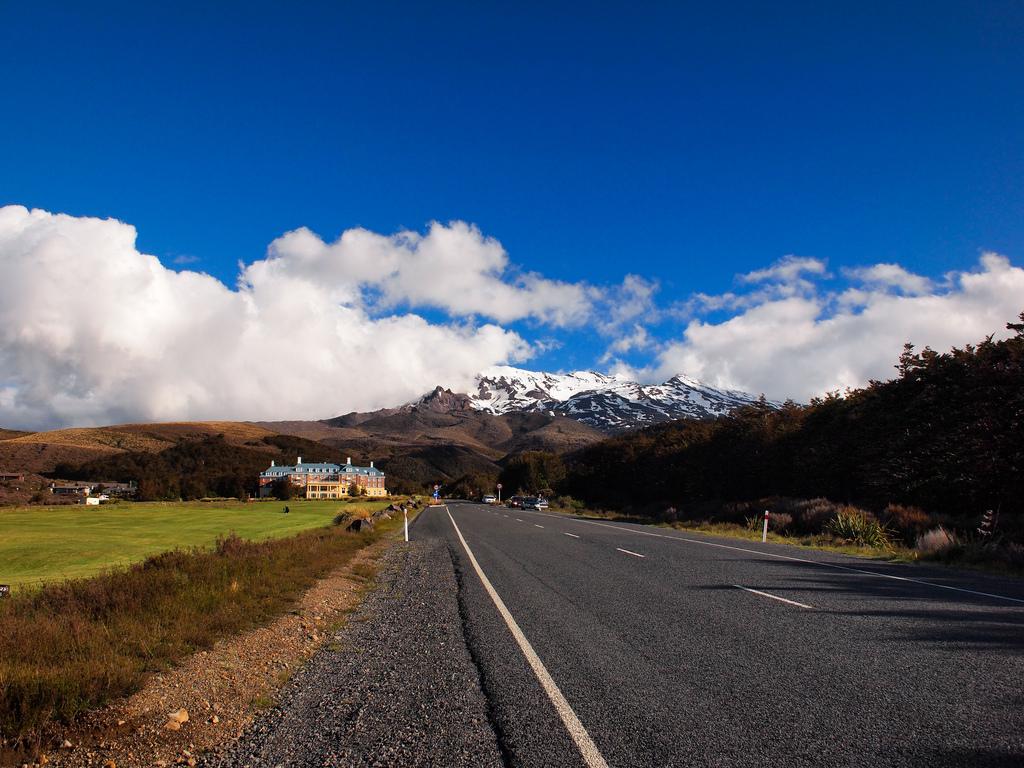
[792,498,841,534]
[769,512,794,533]
[882,504,933,546]
[1001,543,1024,570]
[548,495,584,512]
[826,507,892,548]
[726,497,841,535]
[659,506,679,523]
[915,526,960,557]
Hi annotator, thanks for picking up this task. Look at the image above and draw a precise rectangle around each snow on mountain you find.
[464,365,773,431]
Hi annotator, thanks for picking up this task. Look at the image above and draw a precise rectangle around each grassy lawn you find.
[0,498,390,588]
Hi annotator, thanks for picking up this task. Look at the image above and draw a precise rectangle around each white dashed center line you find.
[616,548,645,558]
[563,533,580,539]
[733,584,814,609]
[534,524,545,529]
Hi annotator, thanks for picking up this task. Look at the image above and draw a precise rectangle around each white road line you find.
[534,524,545,529]
[512,509,1024,606]
[563,532,580,539]
[445,507,610,768]
[616,547,645,558]
[733,584,814,609]
[516,518,524,522]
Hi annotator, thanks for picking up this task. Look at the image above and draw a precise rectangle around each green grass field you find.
[0,498,391,588]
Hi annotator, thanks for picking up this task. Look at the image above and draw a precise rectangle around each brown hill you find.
[0,421,277,473]
[258,400,605,461]
[0,428,32,441]
[252,402,607,494]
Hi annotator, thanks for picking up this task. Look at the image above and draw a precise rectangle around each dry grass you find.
[6,428,169,453]
[0,421,279,473]
[0,517,397,742]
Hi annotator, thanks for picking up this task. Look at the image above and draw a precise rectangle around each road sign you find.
[496,483,502,490]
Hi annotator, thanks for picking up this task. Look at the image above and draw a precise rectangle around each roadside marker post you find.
[762,510,769,543]
[404,506,409,542]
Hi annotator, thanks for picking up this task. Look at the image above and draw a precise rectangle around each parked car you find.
[522,497,549,510]
[506,496,525,508]
[482,494,497,504]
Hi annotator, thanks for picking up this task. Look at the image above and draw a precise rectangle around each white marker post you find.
[404,506,409,542]
[496,483,503,504]
[762,510,770,543]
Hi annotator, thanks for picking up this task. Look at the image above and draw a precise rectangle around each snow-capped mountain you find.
[463,365,772,431]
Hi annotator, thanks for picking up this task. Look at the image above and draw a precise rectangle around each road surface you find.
[212,502,1024,767]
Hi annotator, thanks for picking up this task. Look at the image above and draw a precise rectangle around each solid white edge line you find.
[616,547,645,558]
[564,532,580,539]
[445,507,610,768]
[733,584,814,609]
[511,508,1024,606]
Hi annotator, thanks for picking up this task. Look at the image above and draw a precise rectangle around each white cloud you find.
[4,205,1020,427]
[602,274,659,329]
[599,324,652,364]
[0,206,552,429]
[740,255,829,285]
[649,252,1024,401]
[842,263,934,295]
[254,221,594,326]
[672,256,831,319]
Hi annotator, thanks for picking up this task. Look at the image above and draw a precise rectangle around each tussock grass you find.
[0,512,402,742]
[826,508,893,549]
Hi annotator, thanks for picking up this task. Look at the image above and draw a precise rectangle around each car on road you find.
[481,494,497,504]
[506,496,524,508]
[521,497,549,510]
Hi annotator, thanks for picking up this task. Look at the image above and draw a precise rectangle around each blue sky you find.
[1,2,1023,427]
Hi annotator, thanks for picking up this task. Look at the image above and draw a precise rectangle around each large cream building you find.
[258,457,387,499]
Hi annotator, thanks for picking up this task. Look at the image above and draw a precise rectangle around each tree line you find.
[53,435,349,501]
[558,313,1024,540]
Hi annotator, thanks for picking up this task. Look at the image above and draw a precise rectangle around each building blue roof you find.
[260,460,384,477]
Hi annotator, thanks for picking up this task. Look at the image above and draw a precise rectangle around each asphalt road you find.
[418,502,1024,768]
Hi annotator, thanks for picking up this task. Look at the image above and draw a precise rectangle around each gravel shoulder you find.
[203,537,504,768]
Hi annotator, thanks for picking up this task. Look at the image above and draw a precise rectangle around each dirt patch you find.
[19,537,394,768]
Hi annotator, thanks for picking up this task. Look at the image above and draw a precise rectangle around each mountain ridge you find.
[420,365,773,431]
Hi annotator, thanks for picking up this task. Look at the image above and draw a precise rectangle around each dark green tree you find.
[499,452,565,495]
[272,478,296,500]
